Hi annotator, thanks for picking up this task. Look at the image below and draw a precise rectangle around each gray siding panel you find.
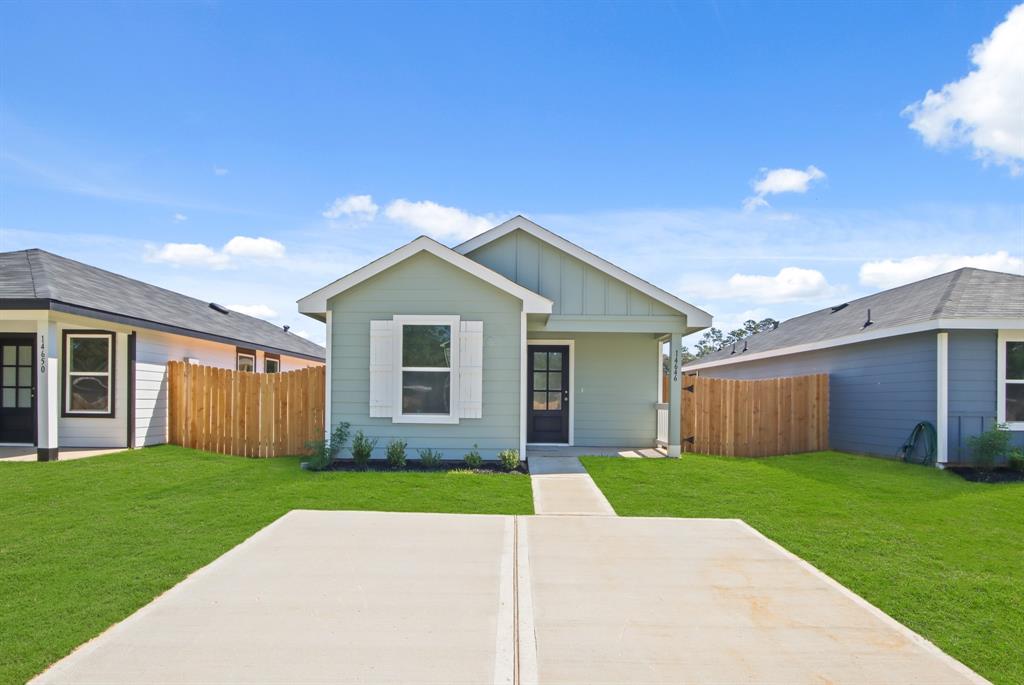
[699,332,938,457]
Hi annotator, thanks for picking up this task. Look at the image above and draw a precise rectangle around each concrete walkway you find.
[529,455,616,515]
[33,511,987,685]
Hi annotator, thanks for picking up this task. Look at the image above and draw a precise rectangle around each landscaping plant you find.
[1008,447,1024,472]
[967,423,1013,470]
[418,448,443,468]
[498,448,521,472]
[385,438,407,469]
[304,422,351,471]
[464,444,482,469]
[350,431,377,469]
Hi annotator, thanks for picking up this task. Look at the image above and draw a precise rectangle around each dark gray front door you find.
[0,335,35,444]
[527,345,569,443]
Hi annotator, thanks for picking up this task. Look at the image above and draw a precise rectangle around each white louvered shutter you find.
[369,320,394,417]
[458,321,484,418]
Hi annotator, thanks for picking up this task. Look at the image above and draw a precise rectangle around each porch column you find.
[36,318,59,461]
[668,332,683,457]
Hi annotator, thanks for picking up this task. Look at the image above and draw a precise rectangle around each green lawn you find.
[583,451,1024,685]
[0,445,532,685]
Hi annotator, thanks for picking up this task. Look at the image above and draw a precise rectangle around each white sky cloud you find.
[145,242,231,269]
[744,165,826,210]
[903,4,1024,175]
[227,303,277,319]
[173,212,188,222]
[222,236,286,259]
[859,250,1024,289]
[213,166,229,176]
[323,194,378,220]
[384,199,496,241]
[726,267,836,303]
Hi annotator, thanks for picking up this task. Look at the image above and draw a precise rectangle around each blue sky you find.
[2,1,1022,345]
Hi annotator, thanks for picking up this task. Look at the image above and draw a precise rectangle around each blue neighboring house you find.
[684,268,1024,465]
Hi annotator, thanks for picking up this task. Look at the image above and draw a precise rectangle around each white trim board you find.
[936,332,948,464]
[997,329,1024,431]
[454,215,712,328]
[297,235,553,317]
[685,318,1024,371]
[526,338,575,446]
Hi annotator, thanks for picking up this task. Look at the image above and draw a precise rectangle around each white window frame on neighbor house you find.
[392,314,460,425]
[997,329,1024,431]
[525,338,575,446]
[236,350,256,372]
[64,331,114,416]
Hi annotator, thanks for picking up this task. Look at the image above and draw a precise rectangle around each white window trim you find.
[525,338,575,446]
[997,329,1024,431]
[236,352,256,372]
[64,332,113,416]
[392,315,460,424]
[264,357,280,373]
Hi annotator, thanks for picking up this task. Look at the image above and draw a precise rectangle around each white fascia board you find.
[297,235,553,316]
[454,215,713,328]
[685,317,1024,371]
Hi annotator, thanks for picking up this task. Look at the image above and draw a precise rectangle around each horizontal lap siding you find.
[699,332,937,457]
[329,252,522,460]
[530,331,658,447]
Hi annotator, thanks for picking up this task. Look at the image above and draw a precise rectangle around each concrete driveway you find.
[33,511,986,685]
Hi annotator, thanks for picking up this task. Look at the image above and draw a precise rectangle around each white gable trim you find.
[454,215,713,328]
[685,317,1024,371]
[297,236,554,316]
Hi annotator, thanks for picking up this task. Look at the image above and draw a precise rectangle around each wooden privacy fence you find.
[167,361,325,457]
[682,373,828,457]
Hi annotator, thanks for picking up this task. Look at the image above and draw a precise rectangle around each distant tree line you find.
[670,318,780,366]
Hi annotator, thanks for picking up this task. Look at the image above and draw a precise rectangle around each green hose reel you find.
[899,421,937,466]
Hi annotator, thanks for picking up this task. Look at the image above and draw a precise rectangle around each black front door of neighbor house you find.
[0,335,36,444]
[527,345,569,444]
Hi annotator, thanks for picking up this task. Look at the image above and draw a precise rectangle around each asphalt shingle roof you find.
[1,249,324,360]
[687,267,1024,367]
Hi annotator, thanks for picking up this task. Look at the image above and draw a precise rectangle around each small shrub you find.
[464,444,482,469]
[350,431,377,469]
[1008,447,1024,473]
[418,448,443,468]
[967,423,1012,471]
[498,448,521,472]
[305,422,351,471]
[385,438,407,469]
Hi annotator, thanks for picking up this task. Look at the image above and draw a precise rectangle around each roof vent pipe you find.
[863,308,874,328]
[209,302,230,314]
[730,342,737,355]
[742,339,748,352]
[283,325,290,332]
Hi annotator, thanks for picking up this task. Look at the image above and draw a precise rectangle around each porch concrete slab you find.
[31,510,514,685]
[531,474,617,515]
[526,445,667,459]
[0,447,124,462]
[518,516,986,685]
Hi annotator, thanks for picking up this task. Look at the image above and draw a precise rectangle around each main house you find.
[685,267,1024,465]
[298,216,711,460]
[1,249,324,460]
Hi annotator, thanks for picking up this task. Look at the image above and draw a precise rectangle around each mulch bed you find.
[946,466,1024,483]
[307,459,530,475]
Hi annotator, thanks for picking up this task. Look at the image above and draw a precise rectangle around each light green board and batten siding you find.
[328,251,522,460]
[465,229,683,321]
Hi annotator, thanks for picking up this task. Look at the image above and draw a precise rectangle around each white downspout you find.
[936,331,948,467]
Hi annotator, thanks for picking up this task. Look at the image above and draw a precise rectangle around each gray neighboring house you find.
[685,268,1024,464]
[298,216,711,460]
[1,249,324,460]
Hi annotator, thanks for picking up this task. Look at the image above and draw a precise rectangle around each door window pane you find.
[533,372,547,390]
[548,352,562,370]
[70,375,110,412]
[532,392,547,411]
[1007,342,1024,380]
[402,370,450,414]
[2,368,13,386]
[547,392,562,411]
[547,372,562,391]
[18,367,31,387]
[2,347,14,365]
[1007,384,1024,423]
[533,352,547,370]
[70,338,109,372]
[2,388,13,407]
[17,389,31,408]
[402,325,451,368]
[18,346,31,365]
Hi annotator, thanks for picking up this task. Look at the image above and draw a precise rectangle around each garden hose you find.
[899,421,937,466]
